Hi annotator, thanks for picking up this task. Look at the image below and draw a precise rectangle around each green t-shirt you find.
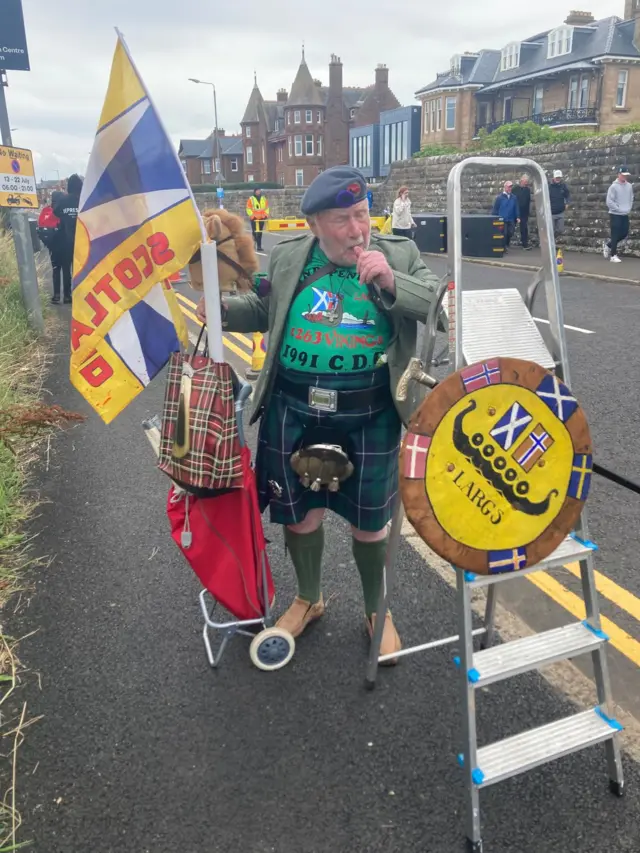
[278,244,393,374]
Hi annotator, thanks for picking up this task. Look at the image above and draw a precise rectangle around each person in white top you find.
[603,165,634,263]
[391,186,416,238]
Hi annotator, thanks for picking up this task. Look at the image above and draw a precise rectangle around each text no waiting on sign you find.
[0,145,37,209]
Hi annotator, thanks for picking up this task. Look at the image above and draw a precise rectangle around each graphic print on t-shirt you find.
[279,245,393,374]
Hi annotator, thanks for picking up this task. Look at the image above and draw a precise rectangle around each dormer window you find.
[500,43,520,72]
[548,26,573,59]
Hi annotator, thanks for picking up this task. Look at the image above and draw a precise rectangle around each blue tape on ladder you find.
[472,768,485,785]
[457,753,464,767]
[570,532,599,551]
[453,656,461,668]
[468,668,480,684]
[464,571,477,583]
[582,620,610,641]
[594,707,624,732]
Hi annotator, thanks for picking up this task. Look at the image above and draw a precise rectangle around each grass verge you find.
[0,231,49,851]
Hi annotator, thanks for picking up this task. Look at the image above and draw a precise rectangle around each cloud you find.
[8,0,624,180]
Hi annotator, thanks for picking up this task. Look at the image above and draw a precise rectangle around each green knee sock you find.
[284,525,324,604]
[352,536,388,618]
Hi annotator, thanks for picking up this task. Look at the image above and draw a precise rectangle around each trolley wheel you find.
[249,627,295,672]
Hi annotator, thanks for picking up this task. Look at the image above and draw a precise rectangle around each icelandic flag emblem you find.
[568,453,593,501]
[460,359,501,393]
[488,547,527,575]
[403,433,431,479]
[490,402,532,451]
[536,374,578,423]
[513,423,555,472]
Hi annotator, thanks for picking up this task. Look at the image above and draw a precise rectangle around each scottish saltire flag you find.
[69,31,204,424]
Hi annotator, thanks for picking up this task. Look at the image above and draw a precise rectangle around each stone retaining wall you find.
[193,133,640,254]
[373,133,640,254]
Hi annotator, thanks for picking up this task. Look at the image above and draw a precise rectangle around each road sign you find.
[1,0,30,71]
[0,145,37,208]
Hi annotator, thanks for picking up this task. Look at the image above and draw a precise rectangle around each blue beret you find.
[301,166,368,215]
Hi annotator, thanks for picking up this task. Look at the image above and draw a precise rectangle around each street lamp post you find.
[188,78,221,189]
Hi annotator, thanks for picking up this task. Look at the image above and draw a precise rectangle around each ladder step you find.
[467,621,607,688]
[471,708,622,788]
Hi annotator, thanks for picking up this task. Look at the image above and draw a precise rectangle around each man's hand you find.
[353,246,395,294]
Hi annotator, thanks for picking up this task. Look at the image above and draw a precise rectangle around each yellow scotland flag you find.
[70,31,204,424]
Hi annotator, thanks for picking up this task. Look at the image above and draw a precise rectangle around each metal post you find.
[212,85,221,190]
[456,567,482,850]
[0,74,43,334]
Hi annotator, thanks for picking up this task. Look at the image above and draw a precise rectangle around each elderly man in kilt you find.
[197,166,442,661]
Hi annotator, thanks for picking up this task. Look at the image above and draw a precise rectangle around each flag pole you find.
[114,28,225,362]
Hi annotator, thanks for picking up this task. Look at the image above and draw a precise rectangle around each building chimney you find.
[564,10,595,25]
[329,54,343,96]
[277,88,288,102]
[375,63,389,90]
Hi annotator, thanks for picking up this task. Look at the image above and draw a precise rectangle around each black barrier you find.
[411,214,505,258]
[412,213,446,254]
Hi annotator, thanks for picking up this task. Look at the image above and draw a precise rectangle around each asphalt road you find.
[10,235,640,853]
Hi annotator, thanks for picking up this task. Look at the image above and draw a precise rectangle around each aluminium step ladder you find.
[366,157,624,853]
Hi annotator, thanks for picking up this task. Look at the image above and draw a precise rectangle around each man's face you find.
[520,177,528,187]
[255,190,262,197]
[504,183,512,194]
[309,199,370,266]
[619,173,628,183]
[553,176,561,183]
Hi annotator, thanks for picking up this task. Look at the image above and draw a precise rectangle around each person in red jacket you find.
[37,191,65,304]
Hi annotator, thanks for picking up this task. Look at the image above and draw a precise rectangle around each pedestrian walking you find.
[548,169,570,237]
[52,174,83,304]
[37,190,66,304]
[246,188,269,252]
[492,180,520,252]
[603,166,634,264]
[391,186,416,238]
[512,174,532,250]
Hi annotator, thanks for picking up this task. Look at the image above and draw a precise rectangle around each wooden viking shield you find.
[399,357,592,575]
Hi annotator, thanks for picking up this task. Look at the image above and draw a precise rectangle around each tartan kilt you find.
[256,367,402,531]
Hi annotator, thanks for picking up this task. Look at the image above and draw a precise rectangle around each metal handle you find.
[396,357,437,402]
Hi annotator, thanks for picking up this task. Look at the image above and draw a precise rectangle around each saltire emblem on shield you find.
[490,402,532,451]
[403,433,431,479]
[535,374,578,423]
[568,453,592,501]
[460,359,501,393]
[69,31,204,424]
[488,547,527,575]
[512,423,555,472]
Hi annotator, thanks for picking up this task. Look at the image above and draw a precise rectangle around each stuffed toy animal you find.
[188,208,260,294]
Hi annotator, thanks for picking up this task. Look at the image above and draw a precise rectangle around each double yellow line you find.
[175,292,253,364]
[175,287,640,669]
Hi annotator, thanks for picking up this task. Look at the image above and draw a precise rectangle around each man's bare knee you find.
[287,508,326,535]
[351,525,388,543]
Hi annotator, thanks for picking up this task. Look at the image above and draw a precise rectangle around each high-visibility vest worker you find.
[246,189,269,250]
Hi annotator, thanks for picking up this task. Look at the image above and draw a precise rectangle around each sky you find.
[7,0,626,182]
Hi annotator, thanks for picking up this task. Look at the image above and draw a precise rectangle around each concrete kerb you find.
[420,252,640,286]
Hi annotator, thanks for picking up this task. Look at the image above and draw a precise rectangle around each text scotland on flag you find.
[69,32,204,424]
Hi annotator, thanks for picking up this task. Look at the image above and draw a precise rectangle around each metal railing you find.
[476,106,597,136]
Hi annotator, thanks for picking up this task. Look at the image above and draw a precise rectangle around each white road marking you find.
[533,317,594,335]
